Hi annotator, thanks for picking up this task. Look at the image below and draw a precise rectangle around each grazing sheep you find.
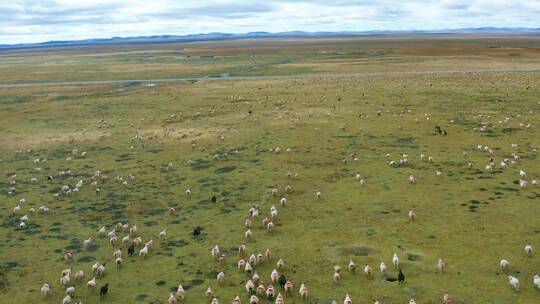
[275,293,284,304]
[379,261,387,273]
[206,286,213,299]
[176,285,185,301]
[284,280,293,295]
[239,244,247,254]
[83,237,93,249]
[392,253,399,268]
[217,271,225,284]
[333,271,341,282]
[96,264,106,276]
[62,295,72,304]
[343,294,352,304]
[232,295,241,304]
[100,283,109,297]
[409,299,417,304]
[133,236,143,247]
[299,282,308,299]
[364,264,372,276]
[245,280,255,293]
[66,286,75,296]
[409,175,417,184]
[238,259,246,270]
[249,254,257,265]
[87,277,96,289]
[500,259,510,271]
[280,197,287,206]
[508,275,520,291]
[408,209,416,221]
[74,270,84,281]
[276,259,285,269]
[110,235,118,246]
[533,274,540,289]
[271,269,279,283]
[316,191,321,199]
[92,262,100,273]
[168,292,178,304]
[443,293,453,304]
[256,283,266,296]
[245,262,253,273]
[211,245,220,257]
[159,229,167,239]
[245,229,253,240]
[129,225,138,236]
[41,283,50,296]
[265,248,272,260]
[252,272,260,283]
[98,226,107,237]
[249,295,259,304]
[211,298,220,304]
[60,274,70,286]
[113,249,122,259]
[437,258,446,273]
[139,246,149,257]
[348,260,356,272]
[266,284,275,299]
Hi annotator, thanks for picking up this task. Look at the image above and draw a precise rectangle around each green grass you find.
[0,39,539,304]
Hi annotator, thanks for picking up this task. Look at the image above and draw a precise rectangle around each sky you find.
[0,0,539,44]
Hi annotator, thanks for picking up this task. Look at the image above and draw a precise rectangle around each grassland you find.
[0,36,539,304]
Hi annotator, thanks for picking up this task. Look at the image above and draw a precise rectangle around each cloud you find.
[0,0,537,44]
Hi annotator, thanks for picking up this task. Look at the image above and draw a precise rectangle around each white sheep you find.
[168,292,177,304]
[41,283,50,296]
[74,270,84,281]
[500,259,510,271]
[392,253,399,268]
[348,259,356,272]
[139,245,149,257]
[217,271,225,284]
[62,294,72,304]
[159,229,167,239]
[525,244,533,256]
[271,269,279,283]
[534,274,540,289]
[299,282,308,299]
[66,286,75,296]
[508,275,520,291]
[87,277,96,289]
[379,261,387,273]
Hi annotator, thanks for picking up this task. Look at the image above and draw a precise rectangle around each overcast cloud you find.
[0,0,539,44]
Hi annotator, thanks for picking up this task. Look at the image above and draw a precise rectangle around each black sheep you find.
[278,274,287,289]
[398,270,405,284]
[100,283,109,297]
[128,244,135,256]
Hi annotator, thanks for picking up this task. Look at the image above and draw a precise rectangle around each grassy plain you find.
[0,36,539,304]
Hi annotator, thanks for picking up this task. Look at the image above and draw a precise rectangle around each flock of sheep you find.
[4,84,539,303]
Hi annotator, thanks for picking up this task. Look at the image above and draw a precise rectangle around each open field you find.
[0,36,540,304]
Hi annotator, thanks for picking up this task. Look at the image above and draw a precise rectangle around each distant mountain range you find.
[1,28,539,50]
